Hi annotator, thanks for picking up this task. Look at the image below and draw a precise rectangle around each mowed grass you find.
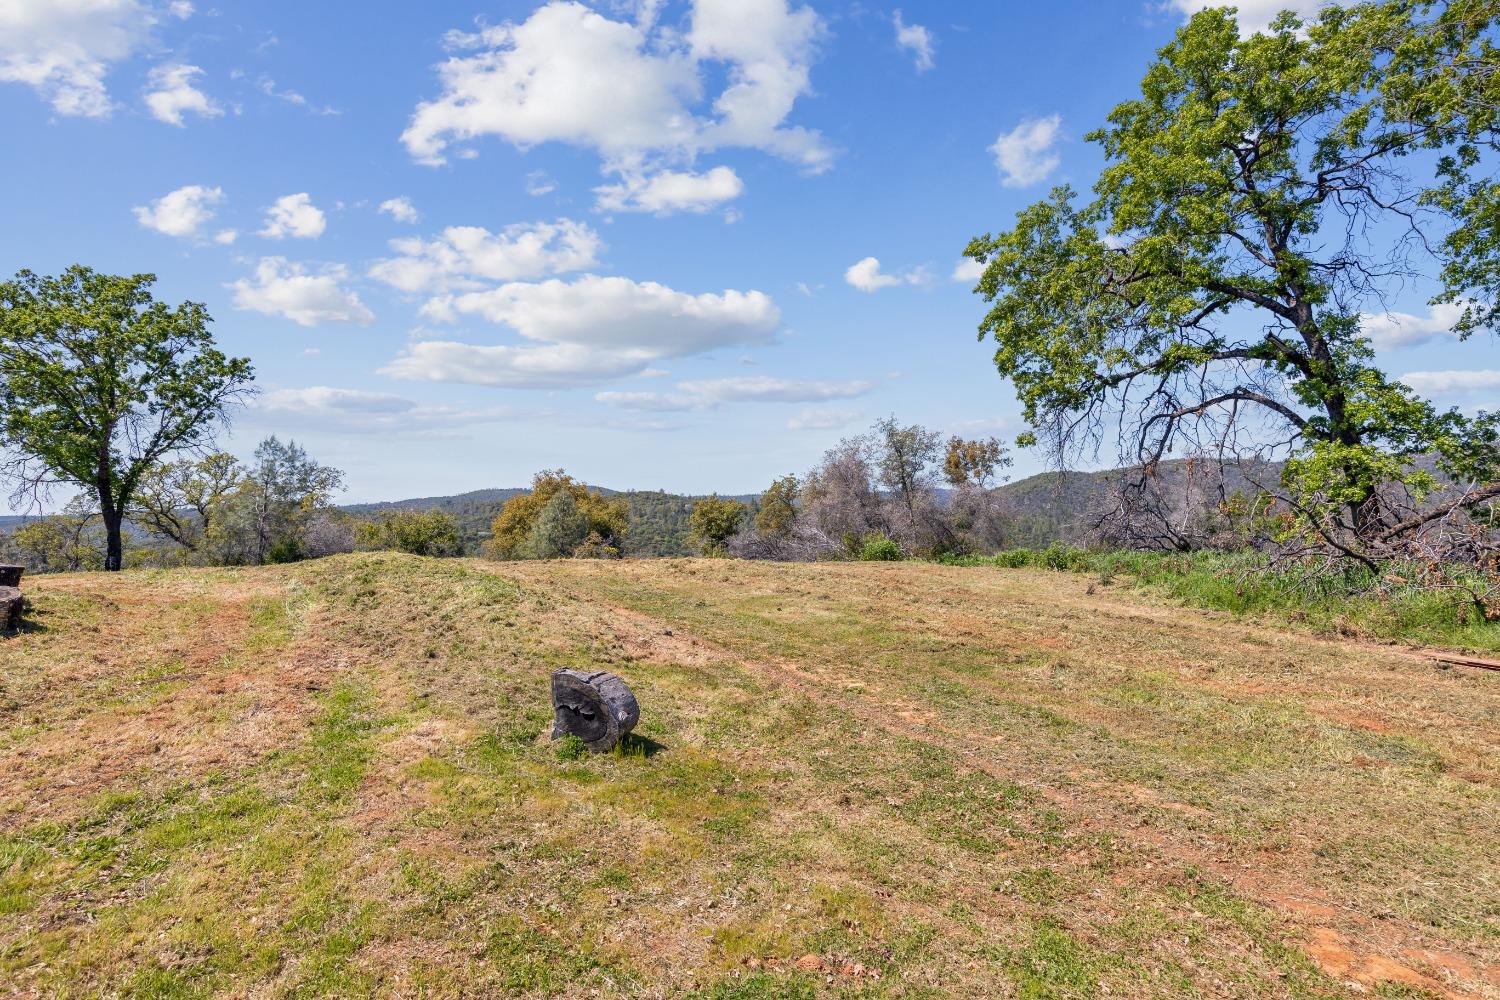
[1,554,1496,998]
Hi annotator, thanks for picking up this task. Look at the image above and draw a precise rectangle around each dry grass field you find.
[1,553,1497,998]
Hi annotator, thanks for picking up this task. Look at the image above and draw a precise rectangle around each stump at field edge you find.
[0,566,22,588]
[550,669,639,752]
[0,586,22,631]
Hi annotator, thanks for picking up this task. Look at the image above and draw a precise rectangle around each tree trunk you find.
[102,507,124,572]
[0,587,21,630]
[550,669,639,752]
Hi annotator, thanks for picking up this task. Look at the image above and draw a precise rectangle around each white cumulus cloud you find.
[381,341,655,390]
[230,258,373,327]
[427,275,778,355]
[1399,369,1500,396]
[368,219,603,294]
[951,258,984,283]
[991,115,1062,188]
[1361,302,1464,351]
[1166,0,1336,36]
[132,183,223,237]
[0,0,162,118]
[594,166,743,214]
[892,10,934,72]
[384,274,780,389]
[378,197,419,224]
[400,0,831,177]
[259,193,327,240]
[143,63,219,126]
[845,256,928,293]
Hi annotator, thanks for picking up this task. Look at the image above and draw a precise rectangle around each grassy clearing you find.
[2,553,1496,997]
[939,547,1500,652]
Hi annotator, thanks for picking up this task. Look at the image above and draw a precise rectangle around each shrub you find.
[859,533,902,561]
[354,509,461,557]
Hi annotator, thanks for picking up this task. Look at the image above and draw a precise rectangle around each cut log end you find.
[550,668,640,752]
[0,587,22,631]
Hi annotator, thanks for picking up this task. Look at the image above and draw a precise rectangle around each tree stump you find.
[0,566,22,588]
[550,669,639,752]
[0,587,21,631]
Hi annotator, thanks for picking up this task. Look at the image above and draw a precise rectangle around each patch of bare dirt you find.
[0,576,339,832]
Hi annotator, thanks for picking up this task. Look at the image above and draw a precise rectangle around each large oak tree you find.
[0,267,254,570]
[965,0,1499,561]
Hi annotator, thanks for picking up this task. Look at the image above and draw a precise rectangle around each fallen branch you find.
[1431,654,1500,673]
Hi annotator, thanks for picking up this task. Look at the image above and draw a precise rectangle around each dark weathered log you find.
[0,586,21,631]
[1432,654,1500,673]
[550,669,639,752]
[0,566,22,588]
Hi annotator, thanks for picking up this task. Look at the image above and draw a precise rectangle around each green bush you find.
[354,509,462,557]
[859,533,902,561]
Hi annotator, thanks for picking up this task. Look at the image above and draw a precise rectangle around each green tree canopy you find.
[964,1,1500,561]
[870,416,942,537]
[0,266,254,570]
[134,452,243,554]
[230,437,345,564]
[354,508,462,557]
[487,470,628,560]
[754,474,800,538]
[521,489,591,559]
[689,495,747,556]
[943,436,1012,489]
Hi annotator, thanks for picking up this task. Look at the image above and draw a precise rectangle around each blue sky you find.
[2,0,1493,504]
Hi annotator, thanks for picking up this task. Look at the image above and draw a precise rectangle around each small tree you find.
[870,417,943,534]
[943,436,1011,489]
[4,496,106,572]
[0,267,254,570]
[754,475,799,538]
[800,437,884,555]
[133,452,243,557]
[221,437,344,564]
[689,495,747,556]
